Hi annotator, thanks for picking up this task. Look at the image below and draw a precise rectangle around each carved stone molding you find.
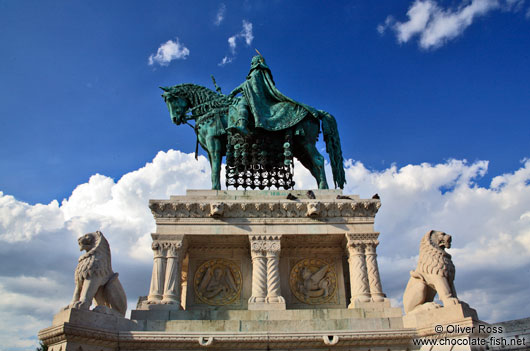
[40,323,417,350]
[345,233,380,242]
[150,199,381,219]
[249,235,282,252]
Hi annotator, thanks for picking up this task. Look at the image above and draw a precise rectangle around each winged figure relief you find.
[299,265,332,299]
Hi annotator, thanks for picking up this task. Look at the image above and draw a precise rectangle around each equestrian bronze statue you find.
[161,54,345,190]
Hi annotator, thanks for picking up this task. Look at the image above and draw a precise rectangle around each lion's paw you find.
[409,302,442,314]
[71,300,90,310]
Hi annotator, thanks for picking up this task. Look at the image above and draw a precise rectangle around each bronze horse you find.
[161,84,345,190]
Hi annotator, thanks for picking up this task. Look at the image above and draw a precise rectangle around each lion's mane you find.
[75,231,112,280]
[417,230,455,280]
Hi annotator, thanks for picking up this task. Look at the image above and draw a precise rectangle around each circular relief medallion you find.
[194,259,242,306]
[290,258,338,305]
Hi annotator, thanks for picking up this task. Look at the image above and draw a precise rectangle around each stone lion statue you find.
[403,230,459,314]
[65,231,127,317]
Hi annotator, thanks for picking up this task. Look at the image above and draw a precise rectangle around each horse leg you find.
[295,119,329,189]
[295,152,321,187]
[303,143,329,189]
[205,137,222,190]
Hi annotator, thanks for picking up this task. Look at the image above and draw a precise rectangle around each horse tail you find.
[320,111,346,189]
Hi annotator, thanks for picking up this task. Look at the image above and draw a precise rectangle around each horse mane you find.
[166,84,220,106]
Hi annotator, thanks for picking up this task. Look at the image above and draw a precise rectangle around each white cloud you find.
[1,150,530,350]
[148,37,190,66]
[228,35,237,53]
[241,20,254,45]
[379,0,523,49]
[219,20,254,66]
[377,16,394,35]
[215,3,226,26]
[218,56,233,66]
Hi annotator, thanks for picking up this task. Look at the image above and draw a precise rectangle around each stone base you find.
[248,301,286,310]
[39,308,139,351]
[403,302,479,331]
[51,307,138,330]
[137,301,183,310]
[403,303,487,351]
[130,307,405,332]
[350,298,391,309]
[41,307,415,351]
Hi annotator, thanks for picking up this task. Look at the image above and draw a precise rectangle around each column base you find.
[137,300,183,310]
[350,298,391,309]
[248,301,286,310]
[348,295,372,308]
[161,294,181,305]
[146,295,163,303]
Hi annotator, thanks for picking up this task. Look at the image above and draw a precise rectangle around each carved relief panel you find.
[289,258,338,305]
[193,259,243,306]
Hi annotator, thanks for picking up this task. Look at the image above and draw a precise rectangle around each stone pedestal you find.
[38,308,138,351]
[136,190,386,313]
[38,189,448,351]
[403,303,486,351]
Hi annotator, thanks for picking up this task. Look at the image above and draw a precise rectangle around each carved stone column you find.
[249,248,267,303]
[266,242,284,303]
[162,240,186,305]
[249,235,285,309]
[365,240,385,302]
[147,241,166,303]
[346,240,371,307]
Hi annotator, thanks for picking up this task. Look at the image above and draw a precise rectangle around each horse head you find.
[160,86,189,125]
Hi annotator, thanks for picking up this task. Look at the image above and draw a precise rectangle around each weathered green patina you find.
[227,55,319,134]
[161,55,345,190]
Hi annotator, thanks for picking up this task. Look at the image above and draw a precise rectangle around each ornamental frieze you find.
[149,200,380,219]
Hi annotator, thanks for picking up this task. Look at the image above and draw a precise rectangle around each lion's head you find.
[75,231,112,279]
[78,232,97,251]
[209,202,225,218]
[417,230,455,280]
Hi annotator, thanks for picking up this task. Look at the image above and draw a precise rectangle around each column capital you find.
[345,232,379,245]
[249,235,282,253]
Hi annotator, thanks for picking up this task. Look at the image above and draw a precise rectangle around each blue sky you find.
[1,1,530,350]
[1,0,529,204]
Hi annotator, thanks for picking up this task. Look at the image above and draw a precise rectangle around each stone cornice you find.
[118,329,416,349]
[38,323,119,345]
[40,322,417,349]
[149,199,381,219]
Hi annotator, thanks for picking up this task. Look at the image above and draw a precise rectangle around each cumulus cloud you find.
[148,37,190,66]
[218,20,254,65]
[379,0,524,49]
[214,3,226,26]
[1,150,530,350]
